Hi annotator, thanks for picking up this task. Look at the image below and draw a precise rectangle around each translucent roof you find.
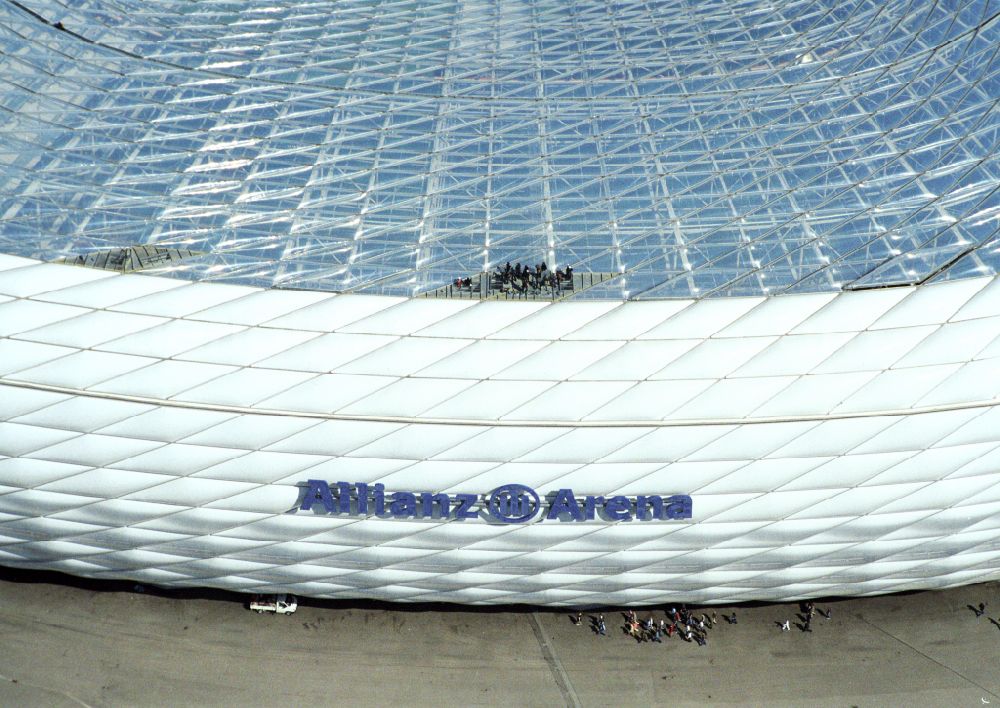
[0,0,998,299]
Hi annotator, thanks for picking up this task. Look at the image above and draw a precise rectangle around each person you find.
[652,628,662,643]
[710,611,718,627]
[780,620,790,631]
[726,612,737,625]
[803,616,812,633]
[666,622,675,638]
[694,633,706,647]
[975,602,987,618]
[818,607,831,620]
[598,615,607,636]
[574,612,583,626]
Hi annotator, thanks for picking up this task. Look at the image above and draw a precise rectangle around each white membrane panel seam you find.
[4,378,1000,428]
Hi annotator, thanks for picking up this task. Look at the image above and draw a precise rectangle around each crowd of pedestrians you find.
[578,605,739,647]
[575,596,998,649]
[576,601,832,647]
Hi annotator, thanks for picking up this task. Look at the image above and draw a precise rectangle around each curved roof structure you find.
[0,0,998,298]
[3,1,1000,606]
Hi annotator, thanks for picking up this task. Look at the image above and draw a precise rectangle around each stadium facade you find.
[0,0,999,605]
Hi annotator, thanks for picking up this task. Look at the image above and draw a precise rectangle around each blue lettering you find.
[546,489,582,521]
[453,493,478,519]
[390,492,417,518]
[356,482,368,514]
[420,492,450,518]
[300,479,336,513]
[604,495,631,521]
[583,495,604,521]
[665,495,693,520]
[635,495,662,521]
[296,480,690,522]
[336,482,352,514]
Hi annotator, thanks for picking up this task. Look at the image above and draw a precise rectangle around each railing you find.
[62,245,203,273]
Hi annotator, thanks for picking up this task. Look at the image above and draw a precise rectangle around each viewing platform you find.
[421,271,619,301]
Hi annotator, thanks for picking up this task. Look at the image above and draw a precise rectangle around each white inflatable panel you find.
[3,260,1000,606]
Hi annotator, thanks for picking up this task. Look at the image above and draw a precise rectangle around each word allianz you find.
[297,480,693,524]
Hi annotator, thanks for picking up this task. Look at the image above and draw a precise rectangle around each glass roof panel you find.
[0,0,997,299]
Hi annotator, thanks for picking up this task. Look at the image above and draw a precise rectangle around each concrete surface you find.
[0,570,998,707]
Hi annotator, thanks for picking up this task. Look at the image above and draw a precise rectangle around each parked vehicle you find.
[249,593,298,614]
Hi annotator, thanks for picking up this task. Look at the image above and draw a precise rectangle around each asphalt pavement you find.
[0,570,998,707]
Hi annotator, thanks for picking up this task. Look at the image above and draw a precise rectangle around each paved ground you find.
[0,571,998,707]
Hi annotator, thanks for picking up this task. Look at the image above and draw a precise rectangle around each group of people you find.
[571,597,992,650]
[492,261,573,294]
[575,600,843,645]
[576,605,737,647]
[449,261,577,296]
[779,601,831,632]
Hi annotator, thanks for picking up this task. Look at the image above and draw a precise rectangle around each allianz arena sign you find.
[298,480,693,524]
